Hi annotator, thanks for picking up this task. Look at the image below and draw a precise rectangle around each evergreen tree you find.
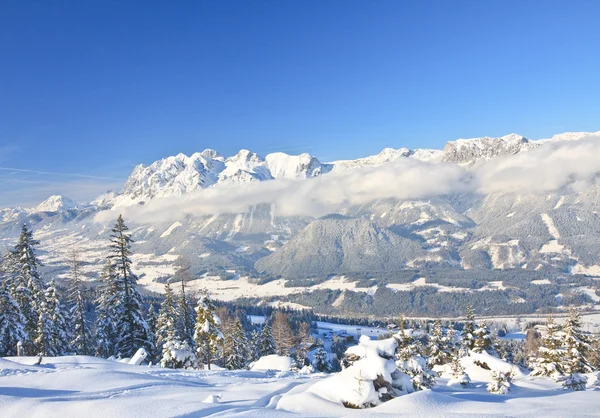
[427,320,450,368]
[472,320,494,354]
[313,346,330,372]
[559,310,594,390]
[530,317,566,378]
[224,318,248,370]
[95,259,118,357]
[460,305,476,354]
[259,322,276,357]
[146,304,159,362]
[294,322,314,367]
[193,290,223,370]
[249,329,262,362]
[109,215,153,358]
[10,224,45,353]
[44,279,71,355]
[448,356,471,387]
[68,251,92,355]
[0,280,28,356]
[174,261,196,348]
[395,321,436,390]
[156,281,179,351]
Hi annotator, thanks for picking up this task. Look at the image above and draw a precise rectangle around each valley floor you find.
[1,356,598,418]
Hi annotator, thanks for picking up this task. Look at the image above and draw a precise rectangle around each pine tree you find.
[0,280,28,356]
[460,305,476,354]
[68,250,92,355]
[156,281,179,351]
[313,346,330,372]
[395,321,436,390]
[146,304,159,362]
[487,370,511,394]
[271,311,294,356]
[259,322,276,357]
[174,260,196,348]
[109,215,153,358]
[10,224,45,354]
[193,290,223,370]
[44,279,71,356]
[530,317,566,378]
[294,322,314,367]
[95,259,118,357]
[427,320,450,368]
[448,355,471,387]
[224,318,248,370]
[472,320,494,354]
[560,310,594,390]
[249,329,262,362]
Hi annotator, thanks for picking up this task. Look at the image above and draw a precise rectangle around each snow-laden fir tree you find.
[294,322,314,367]
[271,311,295,356]
[259,322,276,357]
[109,215,153,358]
[95,259,118,357]
[9,224,45,353]
[460,305,476,354]
[160,319,197,370]
[34,295,53,356]
[448,356,471,387]
[224,317,248,370]
[0,280,28,356]
[394,319,436,390]
[146,304,159,362]
[559,310,594,391]
[44,279,71,356]
[156,281,179,350]
[193,290,223,370]
[249,329,262,362]
[472,320,495,354]
[68,251,92,355]
[313,346,330,372]
[174,261,197,348]
[487,370,511,394]
[530,317,566,378]
[427,320,450,368]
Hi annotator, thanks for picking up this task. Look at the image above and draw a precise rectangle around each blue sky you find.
[1,0,599,207]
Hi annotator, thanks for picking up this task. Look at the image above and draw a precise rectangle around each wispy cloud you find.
[0,144,20,163]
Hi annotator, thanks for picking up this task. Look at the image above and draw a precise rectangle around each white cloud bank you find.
[94,135,600,224]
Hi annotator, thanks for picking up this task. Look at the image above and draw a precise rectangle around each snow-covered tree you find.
[109,215,153,358]
[68,250,92,355]
[313,346,330,372]
[146,304,159,362]
[156,281,179,350]
[193,290,223,370]
[294,322,314,367]
[395,323,436,390]
[259,322,276,357]
[560,310,594,390]
[249,329,262,362]
[530,317,566,378]
[95,259,118,358]
[223,318,248,370]
[472,320,494,354]
[10,224,45,353]
[487,370,510,394]
[460,305,476,354]
[160,335,197,369]
[448,356,471,387]
[174,262,196,348]
[44,279,71,355]
[427,320,450,367]
[0,280,28,356]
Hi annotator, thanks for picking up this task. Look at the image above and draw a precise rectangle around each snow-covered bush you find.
[447,356,471,387]
[160,339,197,369]
[250,354,294,371]
[486,370,510,394]
[558,373,587,391]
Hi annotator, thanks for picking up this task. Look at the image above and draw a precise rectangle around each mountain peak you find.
[35,195,78,212]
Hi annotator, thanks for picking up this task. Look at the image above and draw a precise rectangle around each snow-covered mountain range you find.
[1,130,600,314]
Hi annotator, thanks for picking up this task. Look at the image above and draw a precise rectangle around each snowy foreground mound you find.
[1,355,599,417]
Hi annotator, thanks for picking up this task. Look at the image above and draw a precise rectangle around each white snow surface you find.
[1,355,599,417]
[250,355,294,372]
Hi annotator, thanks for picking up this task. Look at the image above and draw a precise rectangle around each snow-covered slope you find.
[35,195,78,213]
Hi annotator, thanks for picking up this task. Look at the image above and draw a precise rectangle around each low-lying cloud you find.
[94,135,600,224]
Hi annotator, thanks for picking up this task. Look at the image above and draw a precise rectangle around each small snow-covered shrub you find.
[559,373,588,391]
[160,340,197,369]
[448,357,471,388]
[487,370,510,394]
